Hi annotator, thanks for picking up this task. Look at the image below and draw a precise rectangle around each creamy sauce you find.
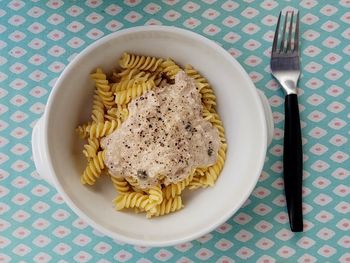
[102,71,220,188]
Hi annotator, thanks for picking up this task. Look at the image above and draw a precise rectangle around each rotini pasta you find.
[115,80,155,105]
[124,177,145,193]
[91,68,115,109]
[160,59,182,78]
[118,106,129,122]
[184,65,216,110]
[104,107,118,121]
[188,174,202,190]
[116,68,163,88]
[104,106,129,123]
[162,171,194,199]
[81,150,105,185]
[85,120,120,139]
[147,185,163,205]
[119,52,163,72]
[190,109,227,188]
[209,113,226,143]
[200,87,217,110]
[147,196,183,218]
[92,92,105,123]
[113,78,145,93]
[76,53,226,218]
[76,123,91,139]
[199,143,227,187]
[117,68,142,80]
[184,64,210,91]
[83,138,100,159]
[114,192,157,214]
[111,175,131,194]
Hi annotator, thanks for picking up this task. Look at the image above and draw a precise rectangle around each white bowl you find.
[32,26,273,247]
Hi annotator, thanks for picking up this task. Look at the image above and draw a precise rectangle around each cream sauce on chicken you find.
[102,71,220,188]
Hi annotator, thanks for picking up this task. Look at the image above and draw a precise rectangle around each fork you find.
[270,11,303,232]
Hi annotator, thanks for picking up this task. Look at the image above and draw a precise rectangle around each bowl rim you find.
[42,25,267,247]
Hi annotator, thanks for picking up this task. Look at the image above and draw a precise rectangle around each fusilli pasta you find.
[75,123,91,139]
[160,59,182,78]
[82,138,100,159]
[147,196,183,218]
[147,185,163,205]
[81,150,105,185]
[92,92,105,123]
[115,80,155,105]
[184,65,210,91]
[111,176,131,194]
[199,143,227,187]
[104,107,118,122]
[184,65,216,110]
[162,171,194,199]
[118,106,129,122]
[114,192,157,214]
[119,52,163,72]
[91,68,115,108]
[188,174,202,190]
[85,120,120,139]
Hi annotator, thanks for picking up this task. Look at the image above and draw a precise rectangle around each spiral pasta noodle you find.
[118,106,129,122]
[115,80,155,105]
[199,143,227,187]
[111,176,131,194]
[184,65,210,91]
[188,174,202,190]
[81,150,105,185]
[92,92,105,123]
[125,177,145,193]
[201,86,217,110]
[104,107,118,121]
[116,68,163,88]
[202,108,215,121]
[76,53,226,218]
[119,52,163,72]
[209,113,226,143]
[83,138,100,159]
[76,123,91,139]
[85,120,120,139]
[184,65,216,110]
[91,68,115,109]
[147,196,183,218]
[114,192,157,214]
[191,110,227,188]
[162,171,194,199]
[113,78,145,93]
[160,59,182,78]
[117,68,142,80]
[147,185,163,205]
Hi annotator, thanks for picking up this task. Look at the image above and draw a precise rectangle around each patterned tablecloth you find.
[1,0,349,262]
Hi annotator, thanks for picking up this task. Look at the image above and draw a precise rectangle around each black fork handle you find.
[284,94,303,232]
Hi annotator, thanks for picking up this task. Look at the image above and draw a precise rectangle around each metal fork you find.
[270,11,303,232]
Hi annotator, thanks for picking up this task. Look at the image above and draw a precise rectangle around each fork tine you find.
[286,11,294,52]
[294,12,300,52]
[279,11,289,52]
[272,11,282,53]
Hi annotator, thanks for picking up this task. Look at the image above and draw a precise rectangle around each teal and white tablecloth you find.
[1,0,349,262]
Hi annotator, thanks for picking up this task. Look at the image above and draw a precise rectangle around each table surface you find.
[1,0,349,262]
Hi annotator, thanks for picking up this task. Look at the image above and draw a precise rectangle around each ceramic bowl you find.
[32,26,273,247]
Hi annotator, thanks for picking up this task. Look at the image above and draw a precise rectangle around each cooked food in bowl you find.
[32,26,272,246]
[75,53,227,218]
